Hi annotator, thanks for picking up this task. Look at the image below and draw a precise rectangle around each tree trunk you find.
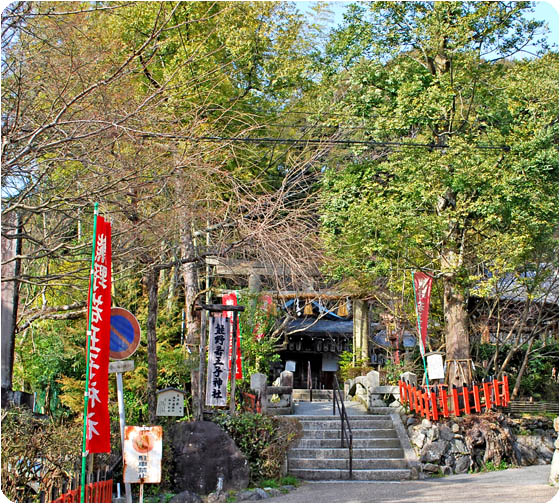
[1,212,21,391]
[180,223,201,416]
[180,224,200,348]
[443,275,471,387]
[144,267,159,424]
[512,334,536,399]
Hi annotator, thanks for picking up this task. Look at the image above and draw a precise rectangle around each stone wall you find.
[406,412,556,477]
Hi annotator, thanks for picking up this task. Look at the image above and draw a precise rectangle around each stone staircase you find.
[292,389,333,401]
[288,414,413,481]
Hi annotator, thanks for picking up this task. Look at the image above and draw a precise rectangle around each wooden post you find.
[463,386,471,414]
[502,375,510,405]
[230,310,239,415]
[473,384,481,413]
[493,379,501,407]
[441,388,449,417]
[430,391,438,421]
[483,381,492,410]
[452,387,460,416]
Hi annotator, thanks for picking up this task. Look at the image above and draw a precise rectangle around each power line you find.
[141,132,510,151]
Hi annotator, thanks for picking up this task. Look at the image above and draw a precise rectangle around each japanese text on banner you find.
[206,316,230,407]
[86,216,111,453]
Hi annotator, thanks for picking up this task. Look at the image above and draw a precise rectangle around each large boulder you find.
[420,440,448,463]
[167,420,250,495]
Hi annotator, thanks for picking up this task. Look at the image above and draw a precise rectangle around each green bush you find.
[213,412,302,483]
[1,408,119,503]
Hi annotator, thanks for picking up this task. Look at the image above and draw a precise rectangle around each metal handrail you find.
[333,375,353,480]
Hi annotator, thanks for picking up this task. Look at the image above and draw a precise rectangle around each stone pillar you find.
[353,299,369,364]
[366,370,385,409]
[279,371,293,389]
[550,417,559,486]
[401,371,417,387]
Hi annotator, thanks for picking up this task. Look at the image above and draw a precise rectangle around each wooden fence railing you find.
[41,468,113,503]
[241,392,261,413]
[51,480,112,503]
[399,375,510,420]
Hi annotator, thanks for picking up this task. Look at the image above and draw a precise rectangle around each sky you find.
[297,0,559,54]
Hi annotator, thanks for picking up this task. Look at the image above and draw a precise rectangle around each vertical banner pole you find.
[81,203,99,503]
[116,371,132,503]
[412,272,429,388]
[229,310,238,414]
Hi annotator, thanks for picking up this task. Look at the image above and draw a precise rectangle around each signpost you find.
[110,306,140,504]
[198,304,245,415]
[109,359,134,503]
[110,307,141,360]
[156,388,187,417]
[123,426,162,503]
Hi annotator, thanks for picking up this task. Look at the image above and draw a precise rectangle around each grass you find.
[469,460,510,473]
[256,475,299,489]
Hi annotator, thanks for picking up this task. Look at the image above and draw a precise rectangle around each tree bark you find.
[443,275,471,387]
[512,334,536,399]
[144,267,159,424]
[180,224,200,348]
[180,223,201,415]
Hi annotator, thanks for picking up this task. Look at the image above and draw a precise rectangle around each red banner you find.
[413,272,433,356]
[86,215,112,453]
[222,292,243,380]
[255,295,273,340]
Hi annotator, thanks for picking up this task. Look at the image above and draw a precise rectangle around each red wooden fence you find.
[241,392,261,414]
[51,479,112,503]
[399,375,510,420]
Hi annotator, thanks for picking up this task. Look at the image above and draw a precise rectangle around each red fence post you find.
[502,375,510,406]
[416,388,423,415]
[440,388,449,417]
[483,381,492,410]
[493,379,501,407]
[462,386,471,415]
[473,384,481,413]
[452,388,460,416]
[430,391,439,421]
[423,390,430,418]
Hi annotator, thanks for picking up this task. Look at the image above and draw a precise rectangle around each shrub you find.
[1,407,120,502]
[213,412,302,483]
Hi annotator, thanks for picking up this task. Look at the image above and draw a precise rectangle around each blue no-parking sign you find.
[110,307,141,360]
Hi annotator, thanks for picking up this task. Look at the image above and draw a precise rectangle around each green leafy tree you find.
[320,2,558,386]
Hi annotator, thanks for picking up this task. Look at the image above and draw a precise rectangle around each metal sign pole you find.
[116,371,132,503]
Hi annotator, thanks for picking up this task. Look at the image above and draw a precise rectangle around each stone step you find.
[289,457,409,471]
[292,389,333,400]
[266,406,292,415]
[300,428,398,439]
[294,437,402,449]
[369,407,402,415]
[293,414,392,421]
[299,419,394,429]
[289,447,404,459]
[288,468,412,481]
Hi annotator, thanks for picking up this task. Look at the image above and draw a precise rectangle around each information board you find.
[123,426,162,484]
